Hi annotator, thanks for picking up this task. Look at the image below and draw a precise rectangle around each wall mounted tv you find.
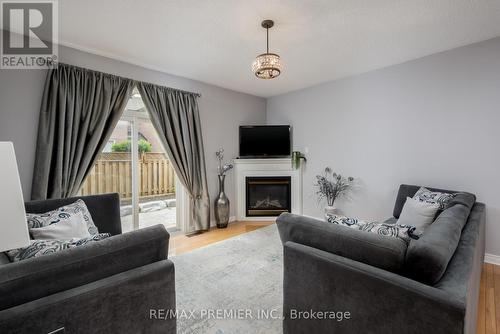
[239,125,291,158]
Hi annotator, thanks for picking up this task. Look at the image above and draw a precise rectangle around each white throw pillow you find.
[26,199,98,236]
[397,197,440,234]
[30,211,91,240]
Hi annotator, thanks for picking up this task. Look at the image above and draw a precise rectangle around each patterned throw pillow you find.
[26,200,99,236]
[6,233,110,262]
[413,187,455,210]
[326,214,418,243]
[30,211,92,240]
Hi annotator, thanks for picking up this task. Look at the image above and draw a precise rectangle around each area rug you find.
[171,224,283,334]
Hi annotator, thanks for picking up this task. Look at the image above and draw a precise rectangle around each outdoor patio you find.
[79,151,178,233]
[120,198,177,233]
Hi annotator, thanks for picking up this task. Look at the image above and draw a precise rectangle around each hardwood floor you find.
[170,222,498,332]
[477,263,500,334]
[169,220,275,256]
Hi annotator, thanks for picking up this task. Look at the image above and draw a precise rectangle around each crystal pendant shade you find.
[252,53,282,79]
[252,19,282,79]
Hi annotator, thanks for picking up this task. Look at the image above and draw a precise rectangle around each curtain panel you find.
[137,82,210,232]
[31,63,134,200]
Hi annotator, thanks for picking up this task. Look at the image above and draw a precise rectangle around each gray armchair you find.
[0,193,176,334]
[277,184,485,334]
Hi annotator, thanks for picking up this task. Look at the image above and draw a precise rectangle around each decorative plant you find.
[111,139,152,153]
[315,167,355,206]
[216,148,233,176]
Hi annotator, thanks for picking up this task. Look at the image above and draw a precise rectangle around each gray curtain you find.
[31,63,134,200]
[137,82,210,232]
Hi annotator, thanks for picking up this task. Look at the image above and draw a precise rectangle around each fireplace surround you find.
[234,158,303,221]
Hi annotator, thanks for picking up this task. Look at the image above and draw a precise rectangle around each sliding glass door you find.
[79,90,179,232]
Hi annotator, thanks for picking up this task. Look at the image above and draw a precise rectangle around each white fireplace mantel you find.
[233,158,303,221]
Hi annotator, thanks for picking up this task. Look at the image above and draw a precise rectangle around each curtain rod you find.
[135,80,202,97]
[57,62,202,97]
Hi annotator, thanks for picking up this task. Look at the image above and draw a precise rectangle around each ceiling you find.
[54,0,500,97]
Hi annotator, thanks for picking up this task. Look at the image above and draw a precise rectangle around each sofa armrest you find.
[283,241,465,334]
[277,213,407,272]
[0,224,169,311]
[0,260,176,334]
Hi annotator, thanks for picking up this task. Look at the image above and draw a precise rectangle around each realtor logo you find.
[1,0,58,69]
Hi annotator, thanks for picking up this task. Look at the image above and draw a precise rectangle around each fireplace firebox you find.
[245,176,291,217]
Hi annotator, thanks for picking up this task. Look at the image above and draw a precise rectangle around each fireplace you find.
[246,176,291,217]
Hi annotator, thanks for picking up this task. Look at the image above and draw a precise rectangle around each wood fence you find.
[79,152,175,200]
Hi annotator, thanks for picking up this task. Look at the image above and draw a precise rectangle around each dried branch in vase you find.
[216,148,233,176]
[315,167,355,206]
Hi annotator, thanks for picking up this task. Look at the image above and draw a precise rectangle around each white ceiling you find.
[56,0,500,97]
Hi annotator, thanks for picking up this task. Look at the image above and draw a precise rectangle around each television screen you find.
[239,125,291,158]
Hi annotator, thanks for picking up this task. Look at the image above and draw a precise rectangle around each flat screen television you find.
[239,125,291,158]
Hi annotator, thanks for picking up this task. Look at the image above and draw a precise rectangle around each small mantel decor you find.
[315,167,355,216]
[215,148,234,228]
[291,151,307,170]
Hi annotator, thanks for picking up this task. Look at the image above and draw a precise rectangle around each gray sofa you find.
[277,184,485,334]
[0,193,176,334]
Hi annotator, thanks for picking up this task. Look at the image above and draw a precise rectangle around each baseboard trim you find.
[485,253,500,265]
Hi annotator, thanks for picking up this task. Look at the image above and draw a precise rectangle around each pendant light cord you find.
[266,27,269,53]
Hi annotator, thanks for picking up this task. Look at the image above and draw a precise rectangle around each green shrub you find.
[111,139,152,153]
[111,140,131,152]
[138,139,152,153]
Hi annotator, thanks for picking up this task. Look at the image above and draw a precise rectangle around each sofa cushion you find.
[382,217,398,225]
[0,253,10,265]
[326,214,417,243]
[397,197,440,234]
[413,187,456,210]
[25,194,122,236]
[30,210,92,240]
[277,213,408,273]
[404,192,476,285]
[393,184,459,219]
[6,234,110,262]
[26,200,98,236]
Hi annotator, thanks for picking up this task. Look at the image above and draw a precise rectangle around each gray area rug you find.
[171,224,283,334]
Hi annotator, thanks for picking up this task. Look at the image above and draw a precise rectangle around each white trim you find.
[233,158,303,221]
[125,116,140,230]
[485,253,500,265]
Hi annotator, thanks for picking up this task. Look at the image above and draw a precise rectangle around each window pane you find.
[79,120,133,231]
[137,117,176,230]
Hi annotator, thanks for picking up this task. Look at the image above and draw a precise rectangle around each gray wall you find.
[2,36,499,255]
[0,44,266,223]
[267,37,500,257]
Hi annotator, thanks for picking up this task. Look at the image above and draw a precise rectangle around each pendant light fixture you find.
[252,20,283,79]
